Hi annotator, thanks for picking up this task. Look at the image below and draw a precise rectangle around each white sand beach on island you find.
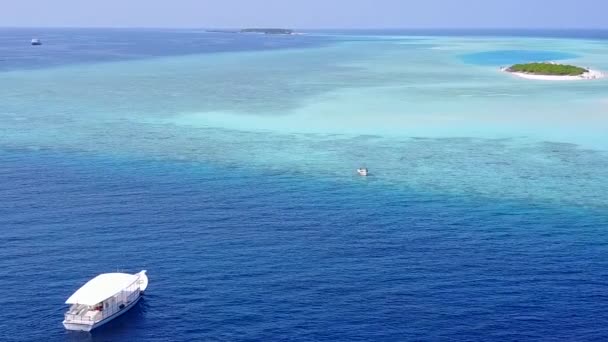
[501,67,605,81]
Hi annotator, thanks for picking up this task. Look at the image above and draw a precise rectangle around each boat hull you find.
[63,295,142,332]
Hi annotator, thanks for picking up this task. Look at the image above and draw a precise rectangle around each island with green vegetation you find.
[506,62,587,76]
[205,29,238,34]
[501,62,604,80]
[240,28,294,35]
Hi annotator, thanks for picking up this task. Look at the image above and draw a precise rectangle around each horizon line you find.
[1,26,607,31]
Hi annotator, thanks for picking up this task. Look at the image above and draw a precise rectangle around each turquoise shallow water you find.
[1,31,608,207]
[1,29,608,341]
[461,50,579,66]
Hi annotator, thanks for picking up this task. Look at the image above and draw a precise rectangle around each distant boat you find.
[63,270,148,332]
[31,39,42,46]
[357,168,369,176]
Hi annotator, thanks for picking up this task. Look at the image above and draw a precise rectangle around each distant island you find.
[240,28,294,35]
[501,62,604,81]
[205,29,239,34]
[205,28,295,35]
[508,62,587,76]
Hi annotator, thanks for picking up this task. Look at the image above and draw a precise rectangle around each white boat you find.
[63,270,148,332]
[357,168,369,176]
[31,38,42,46]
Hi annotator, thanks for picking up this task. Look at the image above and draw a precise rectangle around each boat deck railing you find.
[64,311,101,324]
[65,291,140,324]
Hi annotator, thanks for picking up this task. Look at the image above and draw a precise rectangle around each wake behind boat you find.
[63,270,148,332]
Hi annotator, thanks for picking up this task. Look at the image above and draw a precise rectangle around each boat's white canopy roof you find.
[66,273,139,305]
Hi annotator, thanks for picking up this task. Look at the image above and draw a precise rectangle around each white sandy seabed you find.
[501,67,605,81]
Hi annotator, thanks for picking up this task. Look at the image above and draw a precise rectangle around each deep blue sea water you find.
[0,28,333,71]
[3,148,608,342]
[1,29,608,341]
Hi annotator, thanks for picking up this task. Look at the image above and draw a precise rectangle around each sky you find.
[2,0,607,29]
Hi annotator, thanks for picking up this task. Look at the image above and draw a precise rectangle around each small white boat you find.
[357,168,369,176]
[63,270,148,332]
[31,38,42,46]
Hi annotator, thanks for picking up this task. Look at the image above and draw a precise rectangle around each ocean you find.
[1,28,608,341]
